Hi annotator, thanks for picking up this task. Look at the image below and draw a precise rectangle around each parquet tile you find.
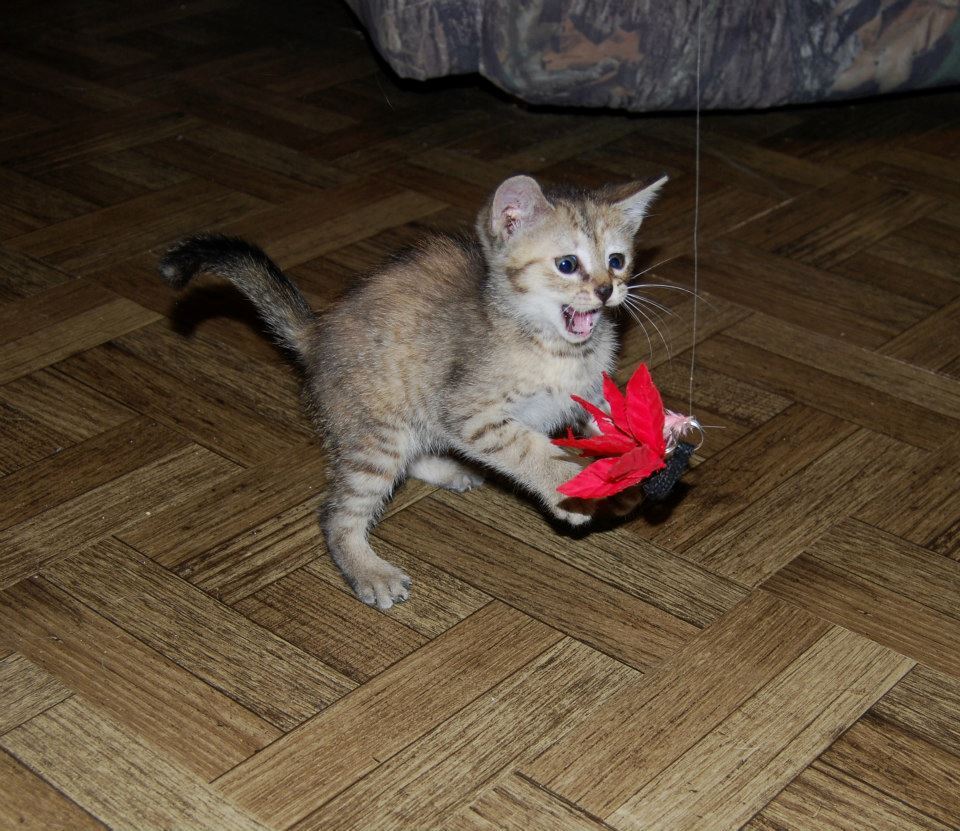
[2,1,958,828]
[45,539,354,730]
[117,442,327,564]
[295,638,638,831]
[0,697,269,831]
[0,443,237,587]
[688,429,924,586]
[0,577,278,779]
[446,772,609,831]
[234,567,428,683]
[375,496,697,669]
[605,630,911,831]
[747,762,952,831]
[0,366,133,450]
[217,602,560,827]
[0,749,108,831]
[762,524,960,678]
[818,714,960,826]
[0,653,71,734]
[872,666,960,757]
[523,591,832,816]
[0,291,160,384]
[697,333,951,450]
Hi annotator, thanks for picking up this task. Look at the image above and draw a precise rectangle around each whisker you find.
[634,282,717,311]
[629,257,674,281]
[623,296,670,335]
[625,290,676,317]
[625,297,671,361]
[619,303,654,363]
[633,282,700,297]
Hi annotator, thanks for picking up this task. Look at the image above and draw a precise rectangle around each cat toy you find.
[553,364,700,502]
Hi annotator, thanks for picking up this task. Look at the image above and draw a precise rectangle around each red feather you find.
[608,444,665,483]
[568,395,621,437]
[552,431,635,457]
[555,364,670,499]
[557,457,630,498]
[602,373,629,431]
[625,364,666,456]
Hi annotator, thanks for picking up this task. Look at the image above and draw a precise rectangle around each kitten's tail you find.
[159,234,315,357]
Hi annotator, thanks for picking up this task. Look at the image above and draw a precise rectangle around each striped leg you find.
[321,432,413,610]
[455,417,593,526]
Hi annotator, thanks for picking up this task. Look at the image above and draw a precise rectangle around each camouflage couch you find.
[345,0,960,111]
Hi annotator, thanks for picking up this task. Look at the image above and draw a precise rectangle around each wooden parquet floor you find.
[2,1,960,829]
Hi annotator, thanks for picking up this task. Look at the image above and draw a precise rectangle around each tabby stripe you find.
[467,419,510,443]
[345,459,398,478]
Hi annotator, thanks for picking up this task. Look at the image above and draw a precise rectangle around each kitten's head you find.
[477,174,667,344]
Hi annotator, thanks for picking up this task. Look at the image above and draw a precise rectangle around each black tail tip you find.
[158,236,208,288]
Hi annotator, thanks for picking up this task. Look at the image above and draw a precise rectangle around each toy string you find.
[687,0,703,416]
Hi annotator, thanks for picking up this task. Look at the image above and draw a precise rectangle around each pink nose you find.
[595,284,613,304]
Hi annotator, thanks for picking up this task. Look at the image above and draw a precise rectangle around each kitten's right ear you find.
[490,175,551,239]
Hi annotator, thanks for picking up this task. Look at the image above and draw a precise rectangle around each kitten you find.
[159,173,666,609]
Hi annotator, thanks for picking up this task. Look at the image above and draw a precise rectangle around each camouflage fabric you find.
[345,0,960,111]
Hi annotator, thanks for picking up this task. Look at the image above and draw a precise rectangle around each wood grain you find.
[45,539,354,730]
[1,697,269,831]
[447,773,610,831]
[0,749,107,831]
[295,638,638,831]
[748,761,952,831]
[0,444,238,587]
[523,591,830,816]
[0,294,159,384]
[0,577,278,780]
[217,602,562,827]
[819,714,960,826]
[607,627,912,830]
[688,428,924,586]
[762,522,960,679]
[375,496,697,670]
[0,653,71,735]
[235,567,428,683]
[872,665,960,757]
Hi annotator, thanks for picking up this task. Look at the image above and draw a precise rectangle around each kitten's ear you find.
[490,175,551,239]
[610,174,668,230]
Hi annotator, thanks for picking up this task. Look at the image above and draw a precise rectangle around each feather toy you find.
[553,364,699,500]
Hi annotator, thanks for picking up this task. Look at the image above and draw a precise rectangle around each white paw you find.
[552,504,593,527]
[445,470,485,492]
[409,456,484,492]
[352,562,411,611]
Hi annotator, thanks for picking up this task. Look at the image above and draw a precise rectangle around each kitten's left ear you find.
[610,174,668,231]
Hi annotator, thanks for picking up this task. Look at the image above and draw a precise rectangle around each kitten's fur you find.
[160,174,666,609]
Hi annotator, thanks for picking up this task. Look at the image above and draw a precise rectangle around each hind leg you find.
[408,454,484,492]
[322,435,413,610]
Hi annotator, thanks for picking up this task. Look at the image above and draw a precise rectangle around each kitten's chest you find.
[508,347,610,433]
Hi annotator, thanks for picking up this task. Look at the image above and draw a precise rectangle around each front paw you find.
[552,497,594,527]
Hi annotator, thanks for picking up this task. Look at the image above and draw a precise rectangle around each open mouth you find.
[561,305,600,338]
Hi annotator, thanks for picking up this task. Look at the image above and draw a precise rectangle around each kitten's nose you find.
[595,284,613,304]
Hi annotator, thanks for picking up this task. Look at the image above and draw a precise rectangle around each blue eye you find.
[608,253,625,270]
[555,255,578,275]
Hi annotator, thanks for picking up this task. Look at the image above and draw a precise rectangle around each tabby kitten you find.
[159,174,666,609]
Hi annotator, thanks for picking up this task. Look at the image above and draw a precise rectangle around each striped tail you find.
[159,233,314,357]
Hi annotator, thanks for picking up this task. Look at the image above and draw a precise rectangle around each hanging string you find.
[687,0,703,416]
